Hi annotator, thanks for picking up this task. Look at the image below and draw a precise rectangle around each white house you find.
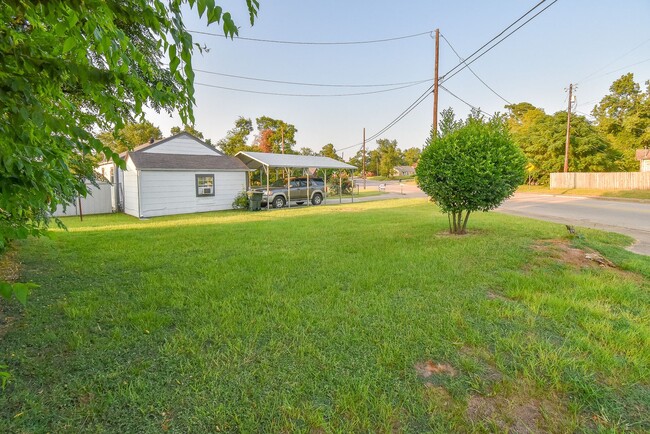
[392,165,416,177]
[98,132,250,218]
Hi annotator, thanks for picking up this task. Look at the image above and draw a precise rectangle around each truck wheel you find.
[273,196,286,208]
[311,193,323,205]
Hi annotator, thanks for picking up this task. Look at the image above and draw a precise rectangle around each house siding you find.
[142,136,222,156]
[139,170,246,217]
[123,158,140,217]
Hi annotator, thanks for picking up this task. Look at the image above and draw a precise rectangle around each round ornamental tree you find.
[416,116,526,234]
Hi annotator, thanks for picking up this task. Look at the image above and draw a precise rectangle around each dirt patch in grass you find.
[0,247,21,338]
[415,361,457,378]
[466,392,568,433]
[486,290,511,302]
[0,248,20,282]
[533,239,616,269]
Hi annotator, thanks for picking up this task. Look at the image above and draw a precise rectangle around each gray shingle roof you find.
[128,152,249,171]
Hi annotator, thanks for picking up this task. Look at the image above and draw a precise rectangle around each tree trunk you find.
[447,212,452,233]
[461,210,471,233]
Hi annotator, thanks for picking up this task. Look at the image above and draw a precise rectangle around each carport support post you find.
[350,171,354,203]
[306,171,310,206]
[324,170,328,205]
[339,172,342,204]
[266,164,270,210]
[287,168,291,208]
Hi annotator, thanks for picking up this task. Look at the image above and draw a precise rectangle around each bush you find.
[417,114,526,234]
[231,191,250,210]
[328,175,353,195]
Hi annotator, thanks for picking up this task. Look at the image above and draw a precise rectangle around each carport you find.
[235,151,357,209]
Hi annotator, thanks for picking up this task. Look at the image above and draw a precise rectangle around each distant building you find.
[636,149,650,172]
[392,165,416,177]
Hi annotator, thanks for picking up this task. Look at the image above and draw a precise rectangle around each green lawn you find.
[1,199,649,432]
[518,185,650,201]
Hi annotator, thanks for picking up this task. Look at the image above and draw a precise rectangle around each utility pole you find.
[433,28,440,138]
[362,127,366,190]
[563,83,573,173]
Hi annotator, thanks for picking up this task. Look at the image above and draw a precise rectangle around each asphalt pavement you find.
[496,193,650,256]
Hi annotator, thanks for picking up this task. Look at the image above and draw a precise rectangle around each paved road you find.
[497,193,650,256]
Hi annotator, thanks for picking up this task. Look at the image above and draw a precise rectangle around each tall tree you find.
[376,138,401,177]
[507,103,620,184]
[438,107,463,137]
[299,147,316,156]
[402,147,421,166]
[592,73,650,170]
[319,143,340,160]
[98,121,163,153]
[254,116,297,153]
[217,117,253,155]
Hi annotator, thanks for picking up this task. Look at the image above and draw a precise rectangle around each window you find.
[196,174,215,196]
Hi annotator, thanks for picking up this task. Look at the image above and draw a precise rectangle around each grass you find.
[1,199,649,432]
[518,185,650,201]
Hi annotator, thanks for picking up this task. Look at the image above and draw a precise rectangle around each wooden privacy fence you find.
[550,172,650,190]
[52,182,113,217]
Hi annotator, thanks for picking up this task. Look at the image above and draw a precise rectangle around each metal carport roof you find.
[235,151,356,170]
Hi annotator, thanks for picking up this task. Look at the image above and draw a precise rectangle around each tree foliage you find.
[98,121,163,153]
[592,73,650,170]
[376,139,401,177]
[319,143,340,160]
[217,116,254,155]
[254,116,297,153]
[0,1,259,295]
[417,112,526,234]
[402,147,421,166]
[506,102,620,184]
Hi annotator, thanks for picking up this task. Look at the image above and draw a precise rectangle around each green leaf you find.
[62,36,76,52]
[197,0,206,17]
[207,6,222,25]
[12,283,30,305]
[0,282,12,299]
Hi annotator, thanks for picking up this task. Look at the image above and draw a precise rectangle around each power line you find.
[337,85,434,152]
[439,33,512,105]
[439,0,549,82]
[439,85,492,118]
[194,68,432,88]
[339,0,557,153]
[440,0,559,84]
[188,29,433,45]
[578,56,650,85]
[576,36,650,84]
[194,80,430,97]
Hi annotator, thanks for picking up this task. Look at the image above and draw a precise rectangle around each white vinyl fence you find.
[550,172,650,190]
[52,182,113,217]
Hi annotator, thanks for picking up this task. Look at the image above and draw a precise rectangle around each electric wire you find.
[440,0,558,84]
[439,85,493,118]
[338,0,557,153]
[336,84,434,152]
[194,68,432,88]
[439,0,548,82]
[188,29,433,45]
[194,80,429,97]
[576,36,650,84]
[578,56,650,85]
[439,33,512,104]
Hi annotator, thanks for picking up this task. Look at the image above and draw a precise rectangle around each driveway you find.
[497,193,650,256]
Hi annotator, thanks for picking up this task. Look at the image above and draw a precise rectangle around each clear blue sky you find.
[144,0,650,157]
